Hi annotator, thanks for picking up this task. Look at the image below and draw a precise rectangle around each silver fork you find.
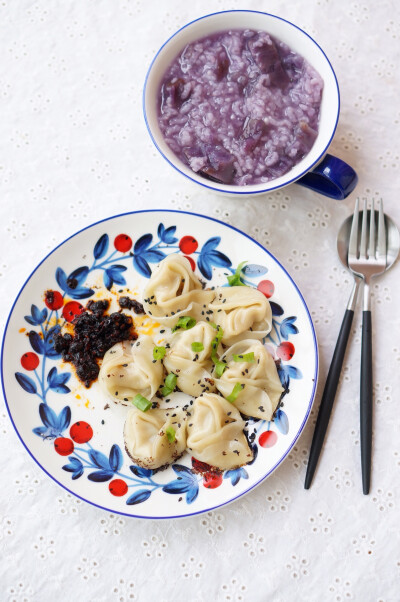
[348,198,387,494]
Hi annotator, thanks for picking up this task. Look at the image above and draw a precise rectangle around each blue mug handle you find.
[296,154,358,200]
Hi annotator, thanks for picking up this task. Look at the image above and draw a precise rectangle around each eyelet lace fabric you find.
[1,1,399,601]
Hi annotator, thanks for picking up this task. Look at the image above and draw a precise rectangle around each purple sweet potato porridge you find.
[157,29,324,186]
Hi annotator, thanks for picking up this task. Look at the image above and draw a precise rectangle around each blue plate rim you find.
[1,208,318,519]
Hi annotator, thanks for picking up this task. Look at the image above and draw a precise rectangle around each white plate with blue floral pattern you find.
[1,210,318,519]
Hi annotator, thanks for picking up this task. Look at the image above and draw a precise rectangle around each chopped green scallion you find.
[233,352,255,363]
[132,394,152,412]
[164,373,177,389]
[153,346,166,360]
[165,426,176,443]
[226,383,244,403]
[191,341,204,353]
[227,261,248,287]
[172,316,196,332]
[161,373,177,396]
[210,325,224,363]
[214,361,227,378]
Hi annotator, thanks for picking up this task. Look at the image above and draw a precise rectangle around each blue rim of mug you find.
[142,9,340,195]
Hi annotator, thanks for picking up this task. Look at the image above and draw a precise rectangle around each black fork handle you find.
[360,310,373,495]
[304,308,354,489]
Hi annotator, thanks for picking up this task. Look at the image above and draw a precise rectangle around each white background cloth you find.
[1,1,399,600]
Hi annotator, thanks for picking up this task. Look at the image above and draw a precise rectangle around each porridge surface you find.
[158,29,324,186]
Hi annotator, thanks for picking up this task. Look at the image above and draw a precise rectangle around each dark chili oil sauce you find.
[118,296,144,314]
[54,299,137,388]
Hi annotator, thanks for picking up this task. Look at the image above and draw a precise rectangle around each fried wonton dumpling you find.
[186,393,253,470]
[124,406,187,469]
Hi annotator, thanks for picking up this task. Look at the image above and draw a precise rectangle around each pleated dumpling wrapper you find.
[142,254,214,327]
[209,286,272,345]
[215,339,283,420]
[187,393,253,470]
[99,336,163,405]
[163,321,218,397]
[124,407,187,469]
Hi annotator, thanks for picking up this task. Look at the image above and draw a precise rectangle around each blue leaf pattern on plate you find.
[29,331,44,355]
[15,372,37,394]
[141,249,166,263]
[93,233,109,259]
[270,301,284,316]
[68,266,90,285]
[39,403,59,428]
[88,470,114,482]
[158,223,178,244]
[280,317,299,340]
[24,304,47,326]
[274,409,289,435]
[55,267,94,299]
[89,449,111,471]
[130,466,153,478]
[47,367,71,394]
[62,457,84,480]
[134,233,152,253]
[224,467,249,486]
[103,270,113,290]
[106,265,127,285]
[162,464,199,504]
[242,264,268,277]
[109,444,123,472]
[56,406,71,431]
[126,489,152,505]
[197,236,232,280]
[133,254,152,278]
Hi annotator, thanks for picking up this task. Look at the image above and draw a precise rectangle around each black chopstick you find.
[304,308,355,489]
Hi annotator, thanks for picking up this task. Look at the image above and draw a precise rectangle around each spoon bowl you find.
[337,210,400,273]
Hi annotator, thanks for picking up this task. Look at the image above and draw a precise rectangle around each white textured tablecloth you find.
[1,1,399,600]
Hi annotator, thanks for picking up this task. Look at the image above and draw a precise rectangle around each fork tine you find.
[377,198,387,262]
[360,198,368,259]
[349,197,360,259]
[368,198,375,259]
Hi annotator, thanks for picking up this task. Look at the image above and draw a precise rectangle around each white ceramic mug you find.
[143,10,358,200]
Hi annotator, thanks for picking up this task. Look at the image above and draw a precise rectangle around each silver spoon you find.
[304,204,400,489]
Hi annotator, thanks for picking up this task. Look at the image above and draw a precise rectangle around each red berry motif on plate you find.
[62,301,84,322]
[191,457,214,473]
[20,352,39,371]
[70,421,93,444]
[277,341,295,361]
[259,430,277,448]
[44,290,64,310]
[203,472,223,489]
[179,236,198,254]
[114,234,132,253]
[109,479,128,496]
[54,437,74,456]
[184,255,196,271]
[257,280,275,298]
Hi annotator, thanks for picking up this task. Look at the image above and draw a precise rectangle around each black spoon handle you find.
[360,310,373,495]
[304,308,354,489]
